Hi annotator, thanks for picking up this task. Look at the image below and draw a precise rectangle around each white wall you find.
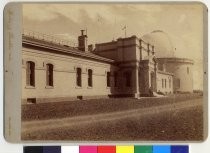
[165,62,193,92]
[157,72,173,94]
[22,47,118,103]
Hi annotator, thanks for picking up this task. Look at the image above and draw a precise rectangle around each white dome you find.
[141,30,175,58]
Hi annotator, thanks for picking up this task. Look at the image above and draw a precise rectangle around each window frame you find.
[169,78,171,88]
[26,61,35,87]
[76,67,82,87]
[88,69,93,87]
[46,63,54,87]
[162,79,164,88]
[106,71,111,87]
[165,79,167,88]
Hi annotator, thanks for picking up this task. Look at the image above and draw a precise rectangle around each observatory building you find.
[22,29,193,104]
[141,30,194,93]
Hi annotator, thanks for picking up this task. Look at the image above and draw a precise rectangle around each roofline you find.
[22,35,115,64]
[157,57,194,64]
[95,40,117,46]
[157,70,174,76]
[95,35,139,46]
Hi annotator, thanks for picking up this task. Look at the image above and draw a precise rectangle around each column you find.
[154,62,157,92]
[144,65,150,95]
[134,64,140,98]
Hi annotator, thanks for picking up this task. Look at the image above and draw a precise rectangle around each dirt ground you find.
[22,93,202,121]
[21,97,204,141]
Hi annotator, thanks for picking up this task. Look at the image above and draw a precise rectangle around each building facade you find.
[22,30,191,104]
[94,36,173,96]
[22,31,117,104]
[157,58,194,93]
[141,30,194,93]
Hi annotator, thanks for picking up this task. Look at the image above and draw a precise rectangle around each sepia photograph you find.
[6,2,206,141]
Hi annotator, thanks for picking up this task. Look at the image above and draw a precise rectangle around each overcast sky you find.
[22,3,205,90]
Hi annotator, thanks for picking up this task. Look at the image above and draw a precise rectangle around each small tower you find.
[78,30,88,52]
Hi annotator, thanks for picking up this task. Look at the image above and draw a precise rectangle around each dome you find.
[141,30,175,58]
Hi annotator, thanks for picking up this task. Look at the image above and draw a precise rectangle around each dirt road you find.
[22,98,203,141]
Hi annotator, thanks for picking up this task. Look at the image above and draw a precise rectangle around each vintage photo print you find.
[4,2,207,142]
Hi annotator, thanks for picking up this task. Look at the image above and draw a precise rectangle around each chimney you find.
[78,30,88,52]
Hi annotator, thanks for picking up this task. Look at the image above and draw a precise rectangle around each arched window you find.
[26,61,35,86]
[107,72,111,87]
[88,69,93,87]
[76,68,82,87]
[46,64,53,86]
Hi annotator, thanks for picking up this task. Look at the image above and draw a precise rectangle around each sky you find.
[22,3,205,90]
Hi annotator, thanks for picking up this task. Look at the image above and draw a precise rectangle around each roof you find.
[22,35,115,64]
[157,70,174,76]
[157,57,194,64]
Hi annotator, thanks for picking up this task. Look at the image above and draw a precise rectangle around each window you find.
[76,68,82,87]
[177,78,180,88]
[162,79,164,88]
[158,64,164,71]
[165,79,167,88]
[187,67,189,74]
[26,61,35,86]
[107,72,111,87]
[169,78,171,88]
[124,71,131,87]
[46,64,53,86]
[114,72,118,87]
[88,69,93,87]
[175,78,180,89]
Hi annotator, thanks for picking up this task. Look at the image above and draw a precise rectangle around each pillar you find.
[144,64,150,95]
[154,62,157,92]
[134,64,140,98]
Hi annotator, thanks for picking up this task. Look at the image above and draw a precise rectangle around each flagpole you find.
[122,25,127,38]
[125,26,127,38]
